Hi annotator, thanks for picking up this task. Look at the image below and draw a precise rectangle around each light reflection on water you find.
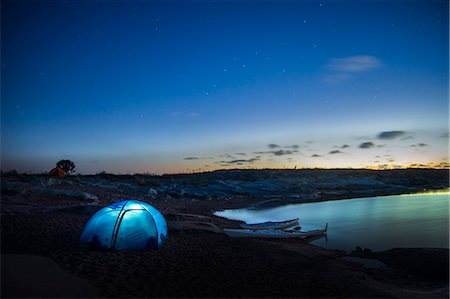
[215,192,450,252]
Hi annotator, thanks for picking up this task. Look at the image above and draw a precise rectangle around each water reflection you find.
[215,192,449,252]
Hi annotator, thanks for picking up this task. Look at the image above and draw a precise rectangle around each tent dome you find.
[48,167,66,177]
[80,200,168,251]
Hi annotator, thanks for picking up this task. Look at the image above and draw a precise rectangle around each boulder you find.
[33,189,98,202]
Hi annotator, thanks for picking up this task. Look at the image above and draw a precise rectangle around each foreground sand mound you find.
[1,254,99,298]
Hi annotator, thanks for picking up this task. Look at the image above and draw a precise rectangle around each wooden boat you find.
[224,223,328,239]
[240,218,299,230]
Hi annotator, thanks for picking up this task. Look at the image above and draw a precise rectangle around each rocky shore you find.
[1,169,448,298]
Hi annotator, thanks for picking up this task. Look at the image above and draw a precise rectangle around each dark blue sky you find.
[2,1,448,174]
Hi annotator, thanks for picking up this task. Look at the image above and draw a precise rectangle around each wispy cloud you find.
[378,130,406,140]
[255,150,298,156]
[359,142,375,149]
[324,55,382,82]
[273,150,296,156]
[329,150,343,154]
[327,55,382,73]
[285,145,299,149]
[268,144,280,149]
[219,158,260,165]
[411,143,427,147]
[187,112,200,118]
[311,154,322,158]
[184,157,199,160]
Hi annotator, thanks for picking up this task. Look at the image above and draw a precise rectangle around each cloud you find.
[329,150,343,154]
[273,150,296,156]
[327,55,382,73]
[254,150,298,156]
[359,142,375,149]
[268,144,280,149]
[311,154,322,158]
[219,158,260,165]
[285,145,299,149]
[235,153,247,156]
[378,131,406,140]
[187,112,200,118]
[411,143,427,147]
[219,153,235,159]
[341,144,349,149]
[184,156,213,160]
[440,133,449,138]
[324,56,382,83]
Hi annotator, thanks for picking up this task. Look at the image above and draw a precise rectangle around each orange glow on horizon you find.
[151,160,449,175]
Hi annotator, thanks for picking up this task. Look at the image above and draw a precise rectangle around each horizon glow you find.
[1,1,449,175]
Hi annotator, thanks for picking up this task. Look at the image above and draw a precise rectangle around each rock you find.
[363,248,372,254]
[148,188,158,196]
[33,189,98,202]
[40,178,79,187]
[1,182,32,195]
[352,246,363,255]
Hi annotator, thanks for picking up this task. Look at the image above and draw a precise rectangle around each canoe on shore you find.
[240,218,299,230]
[224,224,328,239]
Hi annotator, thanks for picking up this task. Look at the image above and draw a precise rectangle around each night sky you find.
[2,1,449,174]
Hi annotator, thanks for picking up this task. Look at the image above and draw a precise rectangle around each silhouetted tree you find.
[56,159,76,175]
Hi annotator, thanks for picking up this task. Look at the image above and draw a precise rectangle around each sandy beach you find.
[1,169,448,298]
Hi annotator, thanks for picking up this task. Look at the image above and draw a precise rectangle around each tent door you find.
[114,209,158,250]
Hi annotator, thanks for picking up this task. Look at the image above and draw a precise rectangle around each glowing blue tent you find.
[80,200,168,251]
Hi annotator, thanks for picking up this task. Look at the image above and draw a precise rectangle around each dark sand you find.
[1,171,449,298]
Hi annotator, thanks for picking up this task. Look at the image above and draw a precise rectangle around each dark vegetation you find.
[56,159,76,175]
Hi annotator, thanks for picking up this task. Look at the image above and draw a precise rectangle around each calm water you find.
[215,192,450,252]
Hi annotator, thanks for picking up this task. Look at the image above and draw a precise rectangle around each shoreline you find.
[217,188,450,211]
[210,189,449,254]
